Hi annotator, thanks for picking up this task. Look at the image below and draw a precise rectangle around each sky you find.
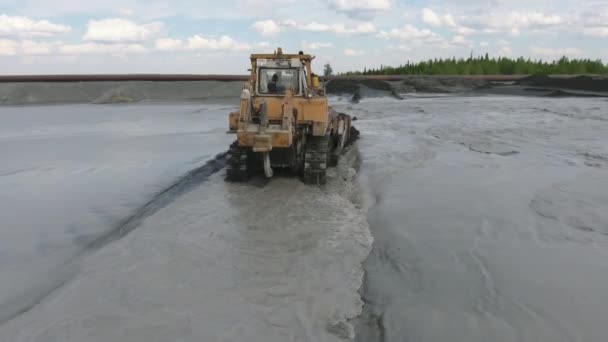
[0,0,607,74]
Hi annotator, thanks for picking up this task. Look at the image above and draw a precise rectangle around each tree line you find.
[340,54,608,76]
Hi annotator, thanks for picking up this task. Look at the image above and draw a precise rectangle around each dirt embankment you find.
[515,74,608,97]
[2,75,607,105]
[517,74,608,92]
[326,77,490,101]
[326,75,608,100]
[0,81,243,105]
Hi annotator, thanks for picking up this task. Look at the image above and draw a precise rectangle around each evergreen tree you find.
[323,63,333,77]
[347,54,608,75]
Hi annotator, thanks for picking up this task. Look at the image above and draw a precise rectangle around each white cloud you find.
[252,19,376,35]
[186,35,250,51]
[496,40,513,56]
[578,27,608,37]
[329,0,390,11]
[252,20,281,36]
[0,39,58,55]
[421,8,476,36]
[575,4,608,27]
[59,43,148,55]
[155,38,183,51]
[0,15,71,38]
[305,22,376,34]
[570,4,608,37]
[301,42,332,50]
[422,8,456,27]
[295,22,333,31]
[388,44,412,52]
[118,7,135,16]
[83,18,164,43]
[421,9,562,37]
[0,39,154,56]
[463,11,562,35]
[153,35,251,51]
[520,13,563,26]
[377,25,440,42]
[21,40,55,55]
[531,47,584,59]
[454,26,477,35]
[344,48,364,56]
[0,39,18,55]
[451,35,472,46]
[422,8,441,26]
[328,0,390,19]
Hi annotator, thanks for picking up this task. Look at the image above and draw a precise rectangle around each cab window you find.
[258,68,299,95]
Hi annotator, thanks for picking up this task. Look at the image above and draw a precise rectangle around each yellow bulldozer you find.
[226,48,358,184]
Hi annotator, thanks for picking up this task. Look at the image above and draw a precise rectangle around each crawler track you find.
[303,135,330,185]
[226,142,249,182]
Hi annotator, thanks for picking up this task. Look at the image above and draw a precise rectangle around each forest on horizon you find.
[337,55,608,76]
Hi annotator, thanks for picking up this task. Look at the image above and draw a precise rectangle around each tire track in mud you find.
[0,144,373,342]
[466,250,578,342]
[87,151,227,250]
[0,152,228,327]
[339,96,608,342]
[534,107,608,122]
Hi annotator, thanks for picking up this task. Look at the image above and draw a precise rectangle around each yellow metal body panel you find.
[249,97,328,124]
[252,135,272,152]
[229,111,239,131]
[312,121,327,136]
[231,48,335,148]
[252,97,285,121]
[297,98,328,123]
[238,129,292,148]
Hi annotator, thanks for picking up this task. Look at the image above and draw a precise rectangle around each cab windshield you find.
[258,68,299,95]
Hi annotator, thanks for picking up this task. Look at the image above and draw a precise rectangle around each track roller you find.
[226,141,249,182]
[302,135,329,185]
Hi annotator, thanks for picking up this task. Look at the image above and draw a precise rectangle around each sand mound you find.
[0,81,243,105]
[517,75,608,92]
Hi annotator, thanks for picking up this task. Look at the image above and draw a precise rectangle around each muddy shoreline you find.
[1,75,607,105]
[335,95,608,342]
[326,75,608,101]
[1,84,607,341]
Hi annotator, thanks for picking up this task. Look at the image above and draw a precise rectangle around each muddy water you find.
[0,102,234,325]
[334,95,608,342]
[0,147,372,342]
[1,92,607,342]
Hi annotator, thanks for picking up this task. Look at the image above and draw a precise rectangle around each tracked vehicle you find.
[226,48,358,184]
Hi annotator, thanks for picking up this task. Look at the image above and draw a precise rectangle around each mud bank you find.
[2,76,607,105]
[326,75,608,101]
[0,145,373,342]
[516,74,608,92]
[327,96,608,342]
[326,77,490,97]
[0,81,243,105]
[0,102,236,326]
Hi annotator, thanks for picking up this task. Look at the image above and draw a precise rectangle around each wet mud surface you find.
[1,87,608,341]
[0,149,372,342]
[334,96,608,342]
[0,103,235,325]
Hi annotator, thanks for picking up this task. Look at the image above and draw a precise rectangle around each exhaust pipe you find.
[263,152,273,178]
[258,99,273,178]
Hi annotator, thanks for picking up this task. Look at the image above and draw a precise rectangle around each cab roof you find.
[250,48,313,61]
[250,53,313,61]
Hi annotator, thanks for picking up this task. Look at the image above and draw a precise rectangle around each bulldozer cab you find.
[227,47,356,184]
[250,49,314,98]
[258,67,300,95]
